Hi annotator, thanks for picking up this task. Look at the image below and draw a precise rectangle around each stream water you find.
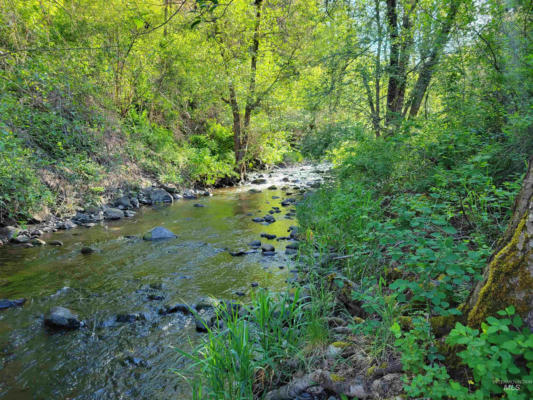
[0,165,326,400]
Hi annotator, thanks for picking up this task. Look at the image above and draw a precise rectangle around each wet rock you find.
[104,208,124,220]
[130,197,140,208]
[31,229,44,237]
[116,313,143,323]
[159,303,194,315]
[251,178,267,184]
[31,238,46,246]
[260,233,276,240]
[263,215,275,223]
[262,251,276,256]
[285,248,298,255]
[124,210,136,218]
[49,240,63,246]
[11,234,30,244]
[248,240,261,248]
[262,244,275,252]
[234,291,245,297]
[44,307,81,330]
[0,298,26,309]
[183,190,197,200]
[272,196,280,199]
[282,177,289,182]
[249,188,262,193]
[81,246,95,254]
[59,220,77,230]
[267,185,277,190]
[193,203,205,208]
[201,190,212,197]
[147,294,164,301]
[22,243,33,248]
[143,226,177,241]
[229,250,247,257]
[251,282,259,288]
[252,217,265,223]
[149,188,173,203]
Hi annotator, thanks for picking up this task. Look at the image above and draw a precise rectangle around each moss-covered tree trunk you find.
[464,157,533,330]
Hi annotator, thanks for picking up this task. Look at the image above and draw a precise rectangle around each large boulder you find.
[149,188,173,204]
[44,307,81,330]
[143,226,177,241]
[104,208,124,220]
[0,226,20,242]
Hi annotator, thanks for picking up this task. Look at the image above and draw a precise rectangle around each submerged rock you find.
[159,303,194,316]
[251,178,267,184]
[143,227,177,241]
[44,307,81,330]
[49,240,63,246]
[248,240,261,248]
[260,233,276,240]
[193,203,205,208]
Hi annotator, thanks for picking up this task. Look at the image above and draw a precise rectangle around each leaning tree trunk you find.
[464,157,533,330]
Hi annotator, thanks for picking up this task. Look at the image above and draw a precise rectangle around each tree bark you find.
[464,158,533,330]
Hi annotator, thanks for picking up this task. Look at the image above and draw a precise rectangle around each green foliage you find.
[0,125,53,221]
[392,308,533,399]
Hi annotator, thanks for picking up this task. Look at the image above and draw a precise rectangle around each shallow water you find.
[0,165,325,400]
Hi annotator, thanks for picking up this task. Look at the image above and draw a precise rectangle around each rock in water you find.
[104,208,124,220]
[44,307,81,329]
[0,298,26,309]
[81,246,95,254]
[262,244,275,252]
[143,226,177,241]
[149,188,173,203]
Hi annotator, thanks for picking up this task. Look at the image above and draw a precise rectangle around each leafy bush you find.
[0,127,53,221]
[392,307,533,399]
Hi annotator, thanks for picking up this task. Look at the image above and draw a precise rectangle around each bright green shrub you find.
[0,127,53,221]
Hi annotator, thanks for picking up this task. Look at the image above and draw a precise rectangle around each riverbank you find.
[0,162,309,248]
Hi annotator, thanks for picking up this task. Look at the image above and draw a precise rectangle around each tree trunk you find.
[464,158,533,330]
[385,0,399,126]
[406,0,459,118]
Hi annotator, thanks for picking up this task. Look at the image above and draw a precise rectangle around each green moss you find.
[467,214,533,327]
